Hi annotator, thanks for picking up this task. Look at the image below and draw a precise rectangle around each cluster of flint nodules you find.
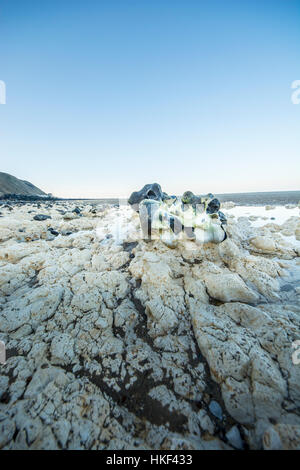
[128,183,227,247]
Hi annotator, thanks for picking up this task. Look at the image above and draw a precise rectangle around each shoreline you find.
[1,190,300,207]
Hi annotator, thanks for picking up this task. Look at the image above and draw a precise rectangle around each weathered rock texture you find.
[0,200,299,450]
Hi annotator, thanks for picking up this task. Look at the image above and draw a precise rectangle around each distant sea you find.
[215,191,300,206]
[68,191,300,207]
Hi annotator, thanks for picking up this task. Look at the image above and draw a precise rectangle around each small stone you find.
[48,229,59,236]
[209,400,223,420]
[225,426,244,449]
[33,214,51,221]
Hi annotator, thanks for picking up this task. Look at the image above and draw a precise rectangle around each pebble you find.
[33,214,51,221]
[209,400,223,420]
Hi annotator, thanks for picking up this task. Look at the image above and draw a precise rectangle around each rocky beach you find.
[0,192,300,450]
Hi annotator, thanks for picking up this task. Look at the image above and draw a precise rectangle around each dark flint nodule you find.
[182,191,194,204]
[206,198,220,214]
[182,191,201,205]
[218,211,227,224]
[128,183,164,211]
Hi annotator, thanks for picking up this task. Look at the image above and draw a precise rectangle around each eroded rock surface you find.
[0,200,299,450]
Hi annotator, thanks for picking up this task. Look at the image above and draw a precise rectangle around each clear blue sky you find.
[0,0,299,198]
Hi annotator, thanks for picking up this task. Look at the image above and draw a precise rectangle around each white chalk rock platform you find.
[0,200,299,450]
